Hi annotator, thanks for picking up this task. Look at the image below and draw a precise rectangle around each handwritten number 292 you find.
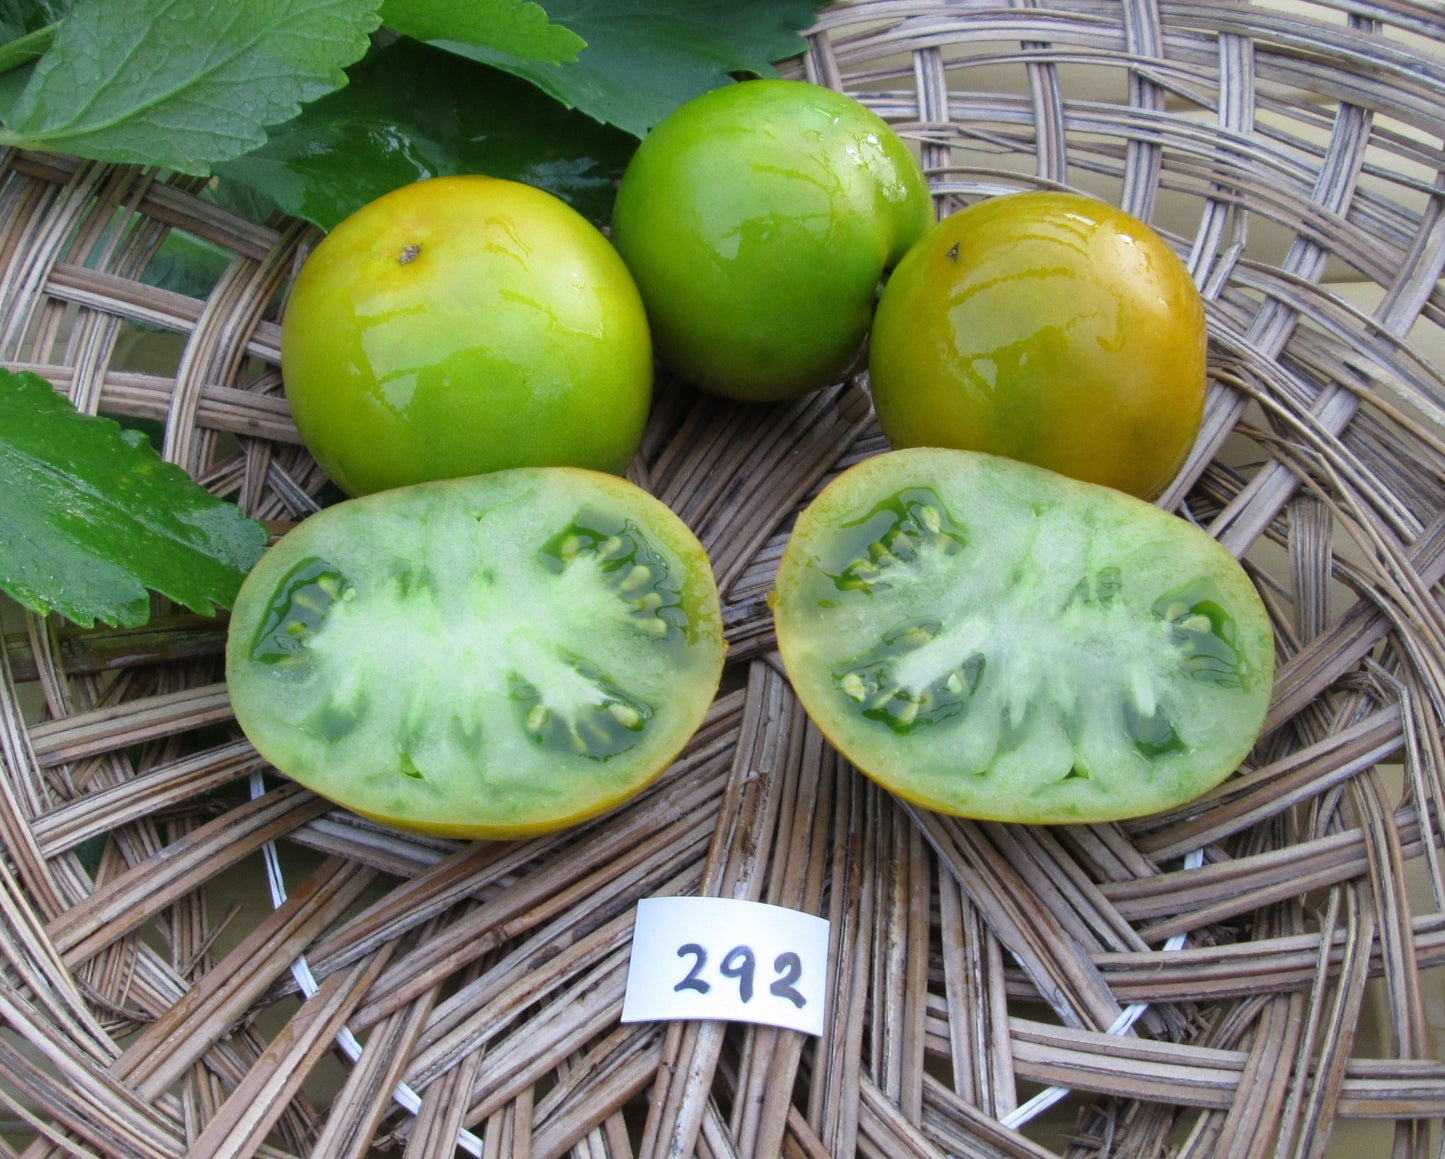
[674,943,807,1009]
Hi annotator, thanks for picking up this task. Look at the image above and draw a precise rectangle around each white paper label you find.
[621,897,830,1036]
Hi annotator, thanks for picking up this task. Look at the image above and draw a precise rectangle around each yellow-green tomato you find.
[610,79,933,403]
[867,192,1207,500]
[280,176,653,497]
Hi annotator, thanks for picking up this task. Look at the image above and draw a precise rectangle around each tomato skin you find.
[610,79,932,403]
[771,448,1273,825]
[280,176,653,497]
[867,192,1206,500]
[225,468,725,840]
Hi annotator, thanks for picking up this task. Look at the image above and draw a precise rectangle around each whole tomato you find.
[280,176,653,497]
[609,79,932,403]
[867,191,1207,500]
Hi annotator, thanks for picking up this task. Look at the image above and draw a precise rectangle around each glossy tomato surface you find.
[281,176,652,497]
[226,469,725,839]
[868,192,1207,500]
[610,79,932,403]
[771,448,1274,824]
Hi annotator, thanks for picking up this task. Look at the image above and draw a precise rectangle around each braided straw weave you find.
[3,1,1445,1155]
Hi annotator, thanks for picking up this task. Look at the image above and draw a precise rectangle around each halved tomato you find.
[225,469,725,839]
[771,448,1274,823]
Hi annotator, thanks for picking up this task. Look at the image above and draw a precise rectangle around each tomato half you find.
[225,469,725,839]
[867,191,1207,500]
[771,448,1273,824]
[280,176,653,497]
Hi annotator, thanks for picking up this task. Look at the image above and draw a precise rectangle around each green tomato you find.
[771,448,1274,824]
[225,468,726,839]
[868,192,1207,500]
[280,176,653,497]
[610,79,933,403]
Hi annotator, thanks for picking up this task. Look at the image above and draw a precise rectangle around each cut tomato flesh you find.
[226,469,725,839]
[771,448,1274,824]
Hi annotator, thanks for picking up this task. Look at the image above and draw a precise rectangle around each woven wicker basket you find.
[3,2,1444,1156]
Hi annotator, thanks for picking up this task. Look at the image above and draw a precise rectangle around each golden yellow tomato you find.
[867,192,1207,500]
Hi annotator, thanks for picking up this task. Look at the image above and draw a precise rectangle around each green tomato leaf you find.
[140,228,237,300]
[0,0,382,173]
[0,369,270,629]
[0,62,32,120]
[0,0,71,42]
[444,0,822,137]
[0,0,69,115]
[215,38,637,230]
[380,0,583,62]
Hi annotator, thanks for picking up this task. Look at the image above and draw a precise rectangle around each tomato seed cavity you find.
[248,557,349,663]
